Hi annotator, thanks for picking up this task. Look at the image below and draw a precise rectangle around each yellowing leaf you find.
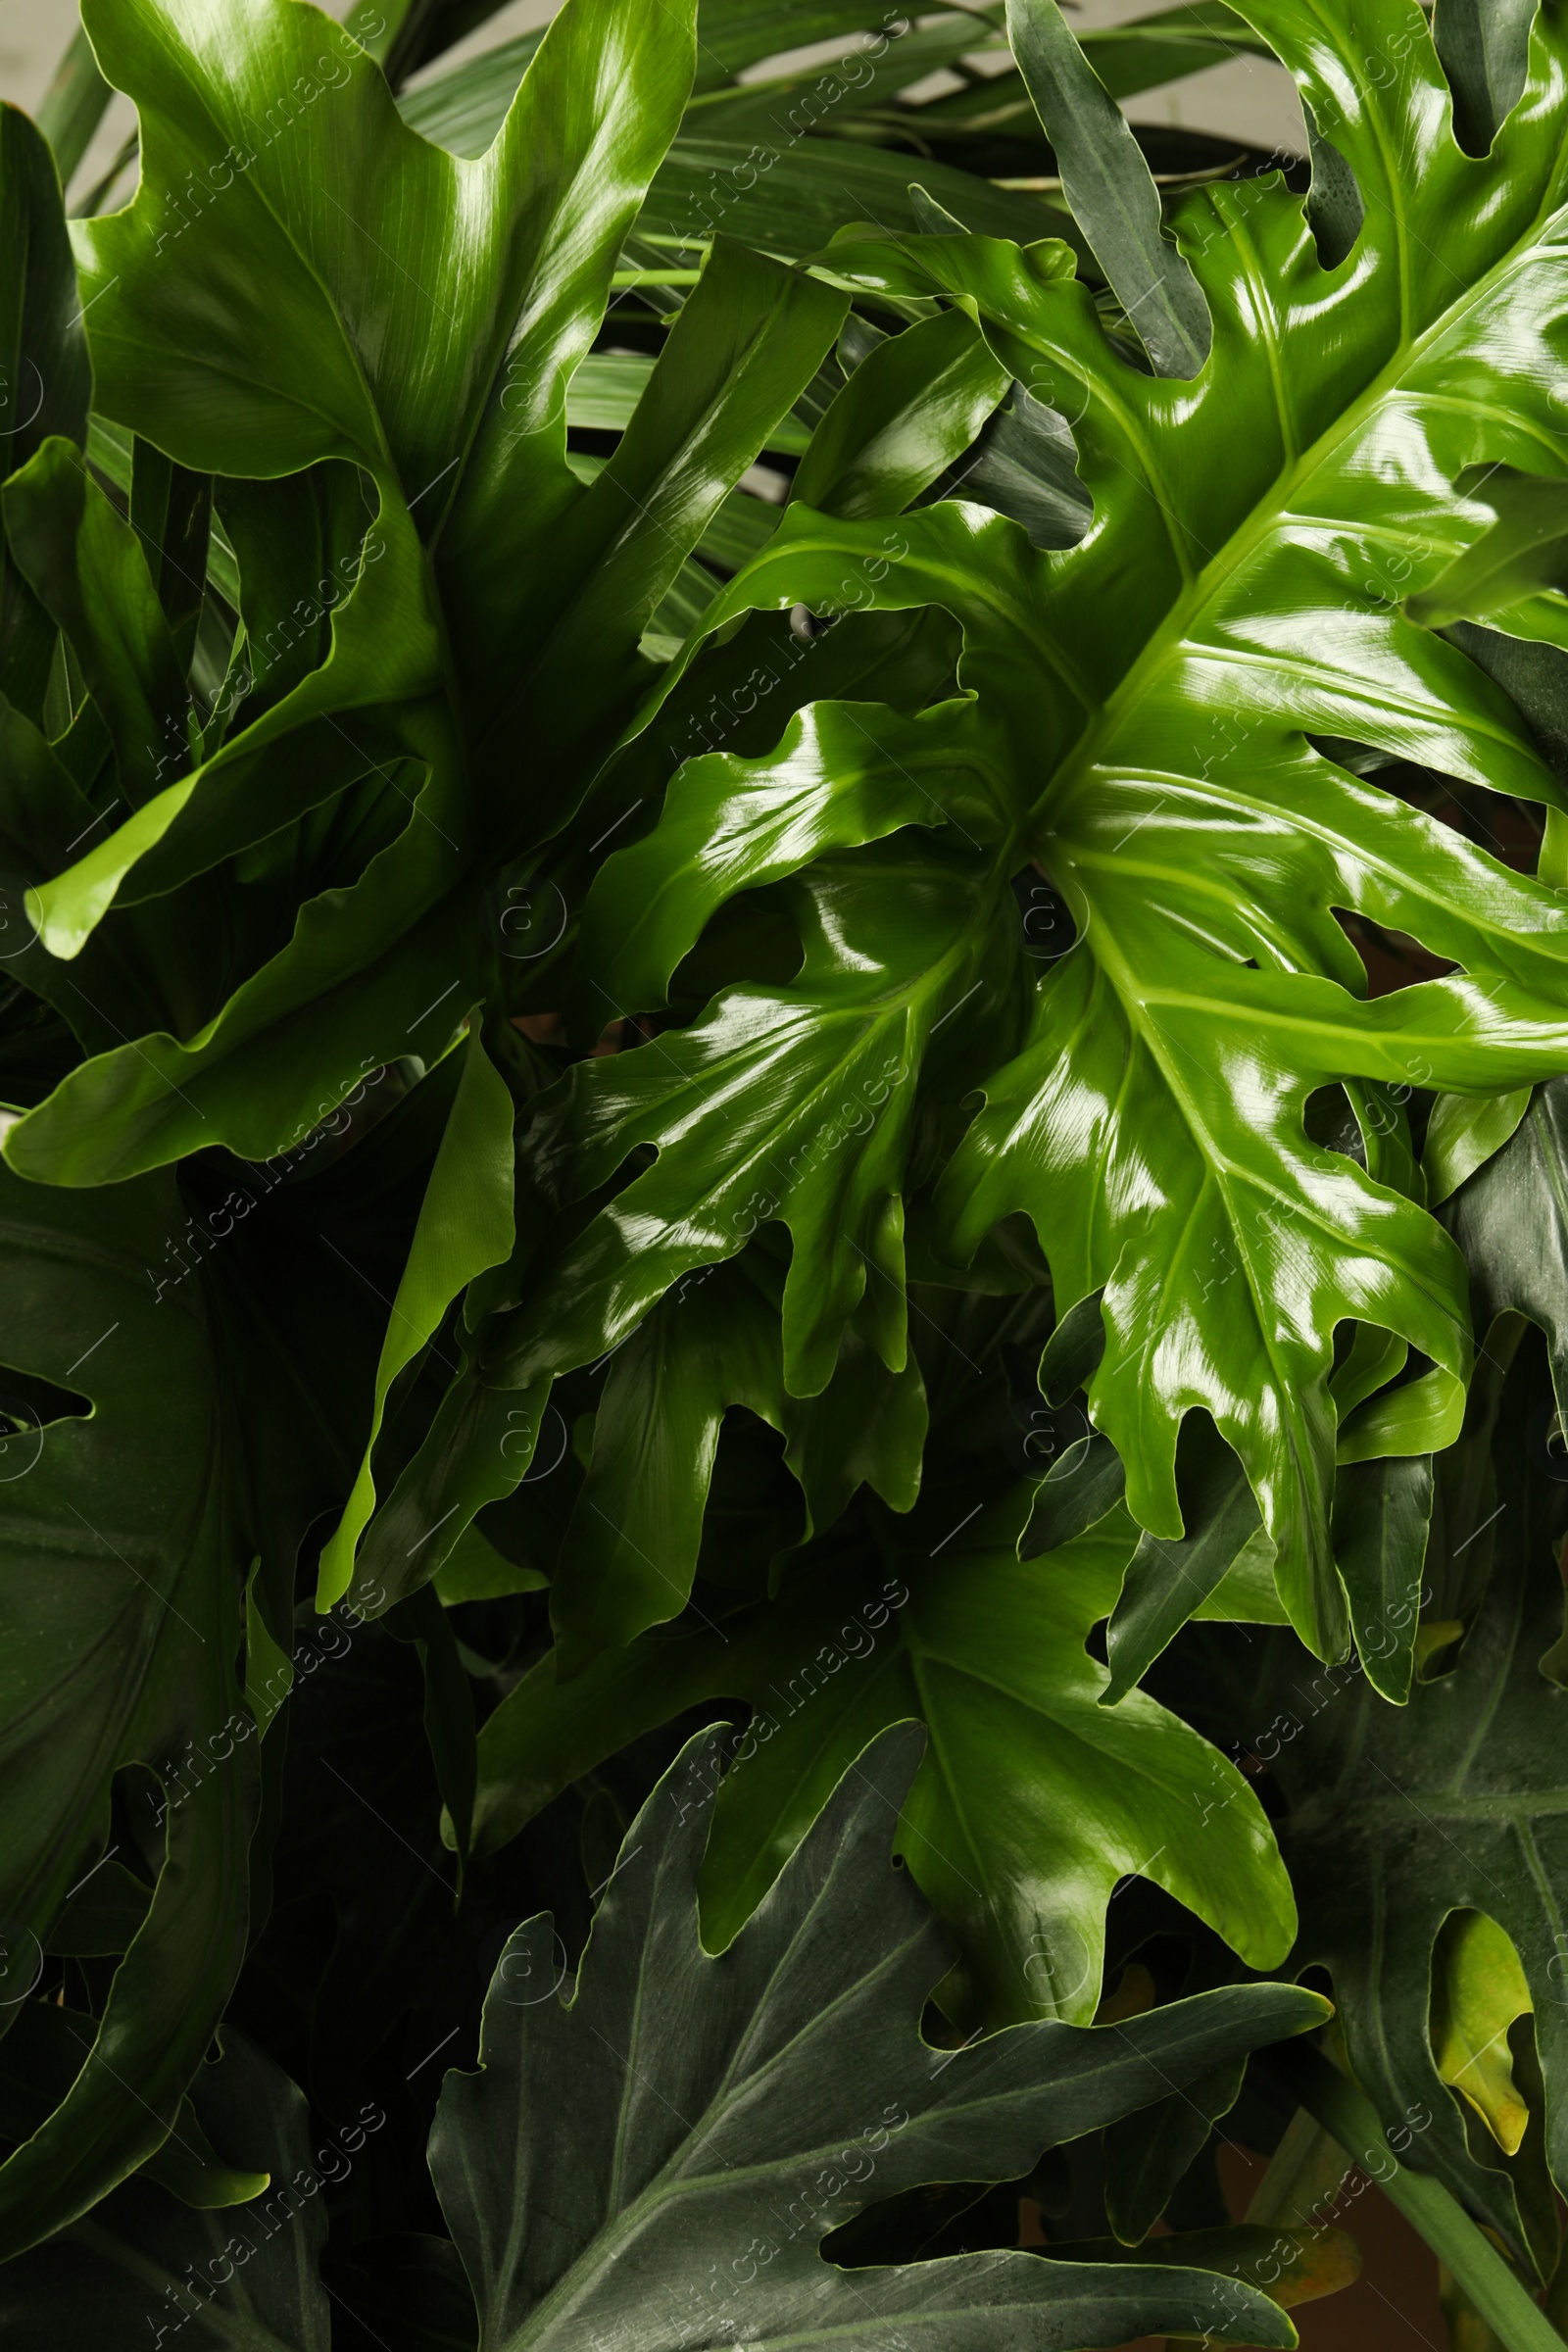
[1431,1909,1535,2157]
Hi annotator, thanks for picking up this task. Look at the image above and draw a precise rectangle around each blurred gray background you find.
[3,0,1305,199]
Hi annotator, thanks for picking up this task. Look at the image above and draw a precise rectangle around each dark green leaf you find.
[1103,1416,1264,1704]
[1195,1348,1568,2268]
[1020,1431,1128,1551]
[129,434,211,671]
[1433,0,1538,155]
[0,1069,451,2253]
[1331,1453,1434,1705]
[1301,104,1363,270]
[5,437,190,808]
[0,2032,332,2348]
[1447,1075,1568,1408]
[386,1582,479,1889]
[466,1499,1295,2028]
[317,1023,514,1604]
[1266,2034,1568,2345]
[791,309,1010,520]
[1037,1289,1106,1405]
[1004,0,1210,376]
[550,1255,924,1676]
[0,1164,259,2257]
[431,1720,1320,2348]
[1102,2055,1248,2246]
[0,106,90,724]
[929,379,1093,551]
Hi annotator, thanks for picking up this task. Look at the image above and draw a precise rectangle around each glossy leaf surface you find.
[8,0,1568,2317]
[487,0,1568,1666]
[4,0,847,1192]
[461,1493,1294,2028]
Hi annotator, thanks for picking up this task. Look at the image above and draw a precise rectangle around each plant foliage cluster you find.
[7,0,1568,2343]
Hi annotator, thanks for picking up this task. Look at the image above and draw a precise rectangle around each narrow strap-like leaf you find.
[1004,0,1210,377]
[1330,1454,1432,1706]
[32,27,115,190]
[1102,1417,1262,1704]
[1432,0,1539,155]
[317,1024,514,1608]
[0,106,90,724]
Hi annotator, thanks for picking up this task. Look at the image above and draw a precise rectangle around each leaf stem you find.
[1266,2041,1566,2352]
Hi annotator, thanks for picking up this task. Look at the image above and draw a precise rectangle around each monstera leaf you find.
[477,0,1568,1671]
[430,1719,1325,2348]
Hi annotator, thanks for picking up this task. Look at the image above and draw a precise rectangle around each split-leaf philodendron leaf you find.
[0,1072,457,2257]
[13,0,1568,2325]
[4,0,848,1186]
[429,1720,1324,2349]
[0,2031,333,2347]
[477,0,1568,1673]
[453,1490,1296,2028]
[1179,1330,1568,2275]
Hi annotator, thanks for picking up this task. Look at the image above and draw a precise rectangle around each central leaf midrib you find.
[68,2215,306,2352]
[618,869,1014,1250]
[996,176,1568,1601]
[1030,180,1568,858]
[504,1934,930,2352]
[146,55,402,485]
[1069,899,1325,1554]
[1119,942,1478,1358]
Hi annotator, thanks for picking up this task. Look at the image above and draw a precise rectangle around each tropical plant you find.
[8,0,1568,2344]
